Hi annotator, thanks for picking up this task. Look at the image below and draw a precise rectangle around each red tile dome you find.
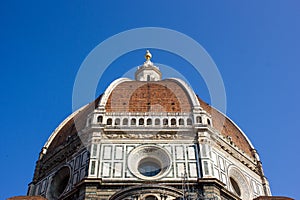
[43,79,255,161]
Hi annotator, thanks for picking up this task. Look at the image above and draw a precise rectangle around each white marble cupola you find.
[135,50,162,81]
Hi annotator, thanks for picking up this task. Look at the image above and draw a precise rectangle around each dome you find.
[105,80,192,113]
[42,79,255,162]
[29,51,273,200]
[44,96,101,155]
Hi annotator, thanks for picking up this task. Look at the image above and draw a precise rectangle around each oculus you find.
[127,145,171,180]
[230,177,241,197]
[48,166,70,199]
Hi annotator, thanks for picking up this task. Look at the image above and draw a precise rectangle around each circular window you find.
[127,145,171,180]
[138,158,161,177]
[49,166,70,199]
[228,166,251,199]
[230,177,241,197]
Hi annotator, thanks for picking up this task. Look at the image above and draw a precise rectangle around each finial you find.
[145,50,152,61]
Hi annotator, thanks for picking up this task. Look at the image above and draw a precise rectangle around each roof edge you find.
[43,104,88,150]
[167,78,201,109]
[98,77,132,108]
[210,104,258,160]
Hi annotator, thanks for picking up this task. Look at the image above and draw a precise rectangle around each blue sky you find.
[1,1,299,199]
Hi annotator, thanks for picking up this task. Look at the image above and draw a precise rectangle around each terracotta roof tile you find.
[197,97,253,158]
[46,96,101,154]
[105,81,192,113]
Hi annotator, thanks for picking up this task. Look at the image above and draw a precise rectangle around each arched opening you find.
[171,118,176,126]
[155,118,160,126]
[107,118,112,125]
[123,118,128,125]
[207,118,211,125]
[179,118,184,125]
[147,118,152,125]
[97,116,103,123]
[196,116,202,123]
[131,118,136,126]
[139,118,144,125]
[163,118,168,126]
[187,118,192,125]
[115,118,120,125]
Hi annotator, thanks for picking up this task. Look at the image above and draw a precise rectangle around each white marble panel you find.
[176,163,185,177]
[187,146,196,160]
[175,146,184,160]
[188,163,197,178]
[214,168,220,179]
[212,152,218,166]
[103,146,112,160]
[252,180,258,193]
[219,156,225,171]
[113,162,123,177]
[102,162,111,177]
[114,146,123,160]
[221,173,227,184]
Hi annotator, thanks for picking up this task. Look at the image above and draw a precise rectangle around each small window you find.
[207,118,211,125]
[196,116,202,123]
[171,118,176,126]
[97,116,103,123]
[131,118,136,125]
[115,118,120,125]
[147,118,152,125]
[123,118,128,125]
[155,118,160,125]
[187,118,192,125]
[163,118,168,126]
[139,118,144,125]
[179,118,184,125]
[147,75,151,81]
[107,118,112,125]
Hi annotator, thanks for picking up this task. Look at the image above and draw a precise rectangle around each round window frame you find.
[229,177,241,197]
[227,165,251,199]
[48,165,71,199]
[127,145,172,180]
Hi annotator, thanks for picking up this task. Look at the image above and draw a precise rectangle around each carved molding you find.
[102,133,194,140]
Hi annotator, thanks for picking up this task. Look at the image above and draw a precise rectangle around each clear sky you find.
[1,1,299,199]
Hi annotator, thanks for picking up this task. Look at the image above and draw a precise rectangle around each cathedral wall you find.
[31,149,89,199]
[211,147,265,199]
[88,141,200,182]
